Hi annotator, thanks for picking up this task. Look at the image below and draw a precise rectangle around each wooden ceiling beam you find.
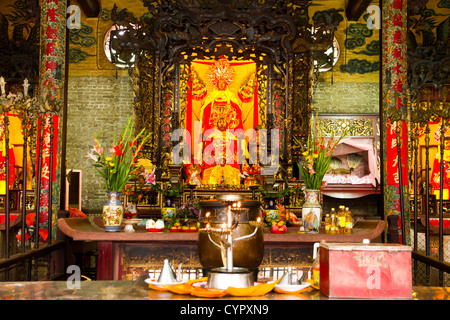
[345,0,373,21]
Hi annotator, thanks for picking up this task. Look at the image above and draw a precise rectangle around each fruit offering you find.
[181,225,198,232]
[166,219,198,232]
[169,222,181,232]
[270,220,287,233]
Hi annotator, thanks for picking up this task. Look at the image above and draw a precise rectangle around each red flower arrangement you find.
[241,161,261,177]
[87,117,151,192]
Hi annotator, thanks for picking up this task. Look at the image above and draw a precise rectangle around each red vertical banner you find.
[386,120,408,185]
[36,115,59,183]
[253,78,259,128]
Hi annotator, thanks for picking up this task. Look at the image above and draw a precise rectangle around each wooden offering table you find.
[58,217,385,280]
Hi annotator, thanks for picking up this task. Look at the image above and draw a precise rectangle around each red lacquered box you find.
[319,243,412,299]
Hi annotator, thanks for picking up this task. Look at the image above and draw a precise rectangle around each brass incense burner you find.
[199,199,264,289]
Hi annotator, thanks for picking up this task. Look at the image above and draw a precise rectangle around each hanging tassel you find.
[343,19,348,74]
[331,65,334,85]
[331,35,335,85]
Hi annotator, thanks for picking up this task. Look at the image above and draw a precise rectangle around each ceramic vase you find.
[264,197,279,223]
[302,189,322,234]
[103,191,124,232]
[161,195,176,222]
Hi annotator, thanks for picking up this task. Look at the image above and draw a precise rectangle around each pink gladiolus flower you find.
[92,138,103,153]
[94,145,103,154]
[143,168,156,185]
[87,151,99,162]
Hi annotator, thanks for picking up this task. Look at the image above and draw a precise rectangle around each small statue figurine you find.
[190,171,201,185]
[125,202,137,214]
[187,161,202,185]
[161,152,171,178]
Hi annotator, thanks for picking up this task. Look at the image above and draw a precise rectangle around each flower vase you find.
[264,197,279,223]
[161,195,176,222]
[302,189,322,234]
[103,191,124,232]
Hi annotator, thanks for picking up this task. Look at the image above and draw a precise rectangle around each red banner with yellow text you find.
[36,115,59,183]
[386,119,408,186]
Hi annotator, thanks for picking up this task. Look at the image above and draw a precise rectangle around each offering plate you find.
[273,282,311,293]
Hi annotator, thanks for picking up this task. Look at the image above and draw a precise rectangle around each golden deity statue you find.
[200,58,244,185]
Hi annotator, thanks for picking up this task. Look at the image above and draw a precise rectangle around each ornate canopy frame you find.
[110,0,340,180]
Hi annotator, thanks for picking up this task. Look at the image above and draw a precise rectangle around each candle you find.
[23,78,29,97]
[237,201,241,208]
[0,77,5,96]
[227,206,232,228]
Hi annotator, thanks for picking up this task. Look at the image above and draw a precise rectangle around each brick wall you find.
[313,81,379,114]
[66,76,134,214]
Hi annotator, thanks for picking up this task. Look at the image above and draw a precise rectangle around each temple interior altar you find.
[0,0,449,300]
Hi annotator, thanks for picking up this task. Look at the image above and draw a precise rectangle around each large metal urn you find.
[198,198,264,277]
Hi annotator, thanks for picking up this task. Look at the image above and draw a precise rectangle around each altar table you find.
[58,217,385,281]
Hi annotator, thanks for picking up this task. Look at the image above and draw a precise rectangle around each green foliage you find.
[259,186,291,199]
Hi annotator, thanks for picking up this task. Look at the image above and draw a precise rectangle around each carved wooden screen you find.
[113,0,335,177]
